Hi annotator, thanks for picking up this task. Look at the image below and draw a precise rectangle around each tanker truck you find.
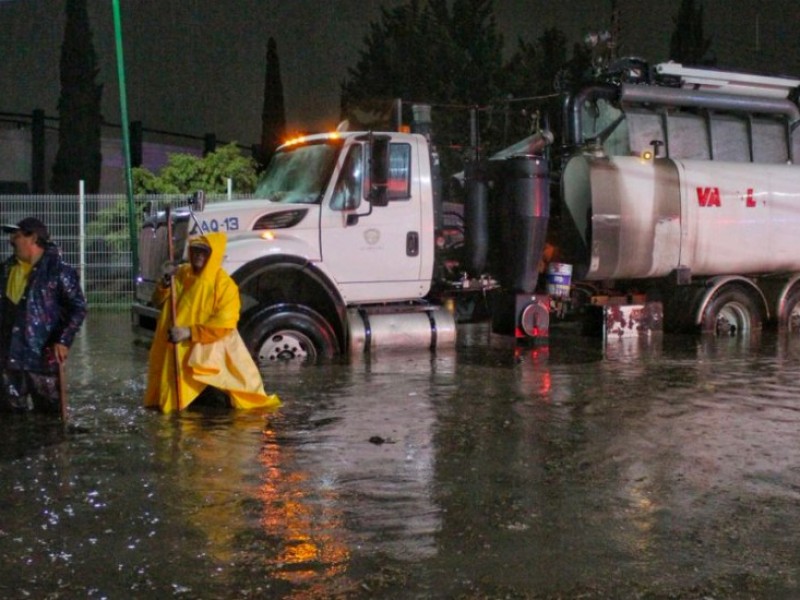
[556,60,800,337]
[132,60,800,365]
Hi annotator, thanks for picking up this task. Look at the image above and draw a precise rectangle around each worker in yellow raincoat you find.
[144,231,281,413]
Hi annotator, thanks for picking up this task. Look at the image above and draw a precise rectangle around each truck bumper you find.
[131,302,159,338]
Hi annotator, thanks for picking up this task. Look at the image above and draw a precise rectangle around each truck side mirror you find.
[189,190,206,212]
[368,136,390,207]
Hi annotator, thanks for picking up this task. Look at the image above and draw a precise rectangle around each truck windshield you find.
[254,140,341,204]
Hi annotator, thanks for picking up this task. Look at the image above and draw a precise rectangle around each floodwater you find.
[2,314,800,599]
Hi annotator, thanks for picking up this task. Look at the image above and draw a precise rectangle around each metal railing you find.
[0,192,246,309]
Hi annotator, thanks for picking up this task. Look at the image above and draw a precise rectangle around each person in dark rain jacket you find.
[0,217,87,414]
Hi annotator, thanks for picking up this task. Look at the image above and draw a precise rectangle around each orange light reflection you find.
[258,427,351,586]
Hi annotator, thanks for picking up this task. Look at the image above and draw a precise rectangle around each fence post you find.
[227,178,232,200]
[79,180,86,294]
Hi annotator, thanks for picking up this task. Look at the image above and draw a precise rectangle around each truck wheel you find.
[240,305,337,366]
[779,286,800,333]
[700,286,763,336]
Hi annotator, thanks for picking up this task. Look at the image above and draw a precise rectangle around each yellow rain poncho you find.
[143,232,281,413]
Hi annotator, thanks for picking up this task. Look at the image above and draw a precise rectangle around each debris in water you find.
[368,435,395,445]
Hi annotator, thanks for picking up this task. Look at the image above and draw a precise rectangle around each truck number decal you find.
[196,217,240,232]
[745,188,756,207]
[696,187,721,207]
[696,187,759,208]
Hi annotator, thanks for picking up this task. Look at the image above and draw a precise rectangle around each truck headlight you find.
[253,209,308,230]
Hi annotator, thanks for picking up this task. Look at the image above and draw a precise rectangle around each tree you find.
[340,0,506,170]
[258,37,286,169]
[502,28,571,142]
[51,0,103,194]
[341,0,609,174]
[341,1,505,118]
[88,145,257,270]
[669,0,714,66]
[132,143,258,194]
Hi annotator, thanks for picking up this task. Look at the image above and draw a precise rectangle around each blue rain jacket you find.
[0,244,87,374]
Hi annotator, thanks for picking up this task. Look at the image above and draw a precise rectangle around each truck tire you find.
[700,285,763,336]
[240,304,337,366]
[778,286,800,333]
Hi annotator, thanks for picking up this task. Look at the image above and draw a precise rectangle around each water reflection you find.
[2,315,800,597]
[255,352,451,592]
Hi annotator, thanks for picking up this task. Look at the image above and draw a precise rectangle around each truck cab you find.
[132,131,456,365]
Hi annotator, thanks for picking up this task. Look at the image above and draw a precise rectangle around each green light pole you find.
[111,0,139,279]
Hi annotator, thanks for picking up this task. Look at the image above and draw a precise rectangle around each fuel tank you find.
[561,155,800,280]
[347,307,456,354]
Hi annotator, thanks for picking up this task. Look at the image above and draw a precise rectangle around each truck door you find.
[320,139,426,303]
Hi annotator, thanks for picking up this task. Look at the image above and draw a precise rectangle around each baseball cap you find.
[2,217,50,241]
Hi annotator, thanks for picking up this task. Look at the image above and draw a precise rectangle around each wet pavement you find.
[2,313,800,599]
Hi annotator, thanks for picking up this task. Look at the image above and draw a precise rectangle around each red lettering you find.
[696,187,721,207]
[746,188,756,207]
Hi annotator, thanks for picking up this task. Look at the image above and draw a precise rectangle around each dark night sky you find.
[2,0,799,147]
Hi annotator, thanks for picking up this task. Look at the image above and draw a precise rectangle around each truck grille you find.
[135,213,190,303]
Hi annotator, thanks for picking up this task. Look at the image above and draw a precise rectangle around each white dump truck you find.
[132,60,800,364]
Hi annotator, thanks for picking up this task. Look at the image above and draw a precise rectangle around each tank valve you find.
[649,139,664,158]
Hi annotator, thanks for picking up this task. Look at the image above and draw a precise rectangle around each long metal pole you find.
[111,0,139,280]
[166,206,183,412]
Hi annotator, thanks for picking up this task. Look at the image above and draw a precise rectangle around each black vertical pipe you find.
[130,120,143,167]
[31,109,45,193]
[502,155,550,293]
[464,160,488,274]
[203,133,217,156]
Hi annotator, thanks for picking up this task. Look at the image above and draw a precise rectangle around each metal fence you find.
[0,192,241,310]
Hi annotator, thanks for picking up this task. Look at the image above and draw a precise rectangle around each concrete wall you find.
[0,123,202,194]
